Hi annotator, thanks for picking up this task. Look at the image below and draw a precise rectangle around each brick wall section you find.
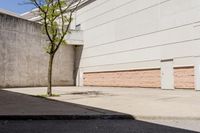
[174,67,195,89]
[84,69,161,88]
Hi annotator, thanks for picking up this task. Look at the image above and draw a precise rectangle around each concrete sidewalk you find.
[3,87,200,120]
[0,89,132,120]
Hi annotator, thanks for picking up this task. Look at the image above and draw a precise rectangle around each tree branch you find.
[53,0,81,53]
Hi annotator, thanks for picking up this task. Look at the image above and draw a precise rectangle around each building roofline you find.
[20,8,38,16]
[20,0,96,17]
[0,8,21,18]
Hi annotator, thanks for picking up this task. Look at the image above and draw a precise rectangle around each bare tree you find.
[27,0,81,96]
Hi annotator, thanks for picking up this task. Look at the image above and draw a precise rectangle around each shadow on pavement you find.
[0,89,130,120]
[0,89,198,133]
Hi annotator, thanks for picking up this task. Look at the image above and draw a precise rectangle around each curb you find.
[135,116,200,120]
[0,114,135,120]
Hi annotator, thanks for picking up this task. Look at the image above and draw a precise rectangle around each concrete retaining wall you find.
[0,13,75,87]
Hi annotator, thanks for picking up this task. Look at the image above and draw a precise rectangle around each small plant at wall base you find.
[27,0,81,96]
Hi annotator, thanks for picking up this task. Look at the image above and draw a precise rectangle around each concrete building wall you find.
[0,13,75,87]
[75,0,200,89]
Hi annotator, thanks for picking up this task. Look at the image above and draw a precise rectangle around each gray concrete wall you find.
[0,13,75,88]
[74,45,83,85]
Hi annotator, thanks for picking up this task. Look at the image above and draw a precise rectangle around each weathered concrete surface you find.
[0,89,130,120]
[2,87,200,132]
[0,13,75,87]
[5,87,200,119]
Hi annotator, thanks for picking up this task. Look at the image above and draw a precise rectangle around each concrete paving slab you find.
[0,89,133,120]
[4,87,200,120]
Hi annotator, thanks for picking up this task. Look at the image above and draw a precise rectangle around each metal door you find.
[161,60,174,89]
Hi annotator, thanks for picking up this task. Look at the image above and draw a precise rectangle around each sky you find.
[0,0,35,14]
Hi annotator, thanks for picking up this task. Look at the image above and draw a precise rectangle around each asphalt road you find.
[145,119,200,132]
[0,120,198,133]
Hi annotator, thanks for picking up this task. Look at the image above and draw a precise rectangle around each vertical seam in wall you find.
[3,42,6,87]
[73,46,77,85]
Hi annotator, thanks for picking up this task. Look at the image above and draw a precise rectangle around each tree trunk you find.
[47,54,55,96]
